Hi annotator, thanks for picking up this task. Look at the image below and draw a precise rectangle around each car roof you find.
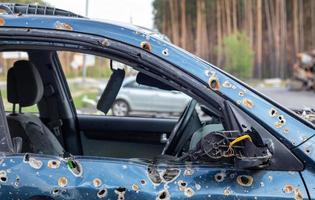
[0,5,315,150]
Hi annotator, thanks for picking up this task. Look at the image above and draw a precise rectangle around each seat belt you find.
[44,84,65,146]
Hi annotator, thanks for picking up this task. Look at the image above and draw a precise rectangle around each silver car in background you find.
[111,77,191,116]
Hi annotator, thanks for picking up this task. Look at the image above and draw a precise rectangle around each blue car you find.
[0,3,313,200]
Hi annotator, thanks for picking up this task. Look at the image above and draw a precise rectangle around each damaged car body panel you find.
[0,155,309,200]
[0,4,313,200]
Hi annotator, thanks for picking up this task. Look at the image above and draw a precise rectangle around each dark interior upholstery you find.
[6,60,64,155]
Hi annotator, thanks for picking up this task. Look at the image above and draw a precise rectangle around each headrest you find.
[7,60,44,107]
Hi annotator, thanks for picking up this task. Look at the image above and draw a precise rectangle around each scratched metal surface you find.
[0,154,308,199]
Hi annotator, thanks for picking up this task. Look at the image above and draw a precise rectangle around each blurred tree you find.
[152,0,315,79]
[222,32,254,79]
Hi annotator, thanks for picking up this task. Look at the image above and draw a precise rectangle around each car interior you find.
[0,46,304,171]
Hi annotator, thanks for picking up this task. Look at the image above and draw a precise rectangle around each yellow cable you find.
[229,134,252,148]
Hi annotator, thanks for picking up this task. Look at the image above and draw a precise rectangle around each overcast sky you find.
[45,0,154,29]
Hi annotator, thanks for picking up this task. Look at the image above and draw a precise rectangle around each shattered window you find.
[57,51,189,118]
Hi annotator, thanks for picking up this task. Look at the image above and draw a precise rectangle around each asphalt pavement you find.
[256,87,315,109]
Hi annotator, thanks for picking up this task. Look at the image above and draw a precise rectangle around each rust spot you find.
[184,187,195,198]
[132,184,139,192]
[47,160,60,169]
[93,178,102,188]
[283,184,294,193]
[0,170,7,183]
[214,172,226,182]
[178,180,187,191]
[0,18,5,26]
[242,98,254,109]
[55,21,73,31]
[223,187,232,196]
[283,128,289,134]
[58,176,68,187]
[140,41,152,52]
[209,75,220,91]
[236,175,253,187]
[97,187,108,198]
[156,189,170,200]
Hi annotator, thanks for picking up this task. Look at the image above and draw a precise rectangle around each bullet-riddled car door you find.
[0,155,308,200]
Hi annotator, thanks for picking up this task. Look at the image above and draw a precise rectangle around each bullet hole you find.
[48,160,60,169]
[97,188,108,199]
[209,75,220,91]
[268,176,273,182]
[55,21,73,31]
[93,178,102,188]
[214,172,226,182]
[28,157,43,169]
[0,18,5,26]
[223,187,232,196]
[58,176,68,187]
[23,153,30,163]
[294,188,303,200]
[52,188,61,195]
[147,165,162,184]
[161,168,180,182]
[304,146,312,154]
[239,91,244,96]
[184,168,194,176]
[162,48,169,56]
[222,80,232,88]
[237,100,241,105]
[269,108,278,117]
[132,184,139,192]
[67,160,83,177]
[242,98,254,109]
[184,187,195,198]
[140,41,152,52]
[14,176,20,188]
[205,69,215,77]
[156,189,170,200]
[283,184,294,193]
[283,128,289,134]
[101,39,110,47]
[115,187,126,200]
[140,179,146,185]
[275,115,286,128]
[178,180,187,191]
[236,175,253,187]
[0,170,7,183]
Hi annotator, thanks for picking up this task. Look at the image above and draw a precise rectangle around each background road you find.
[257,87,315,109]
